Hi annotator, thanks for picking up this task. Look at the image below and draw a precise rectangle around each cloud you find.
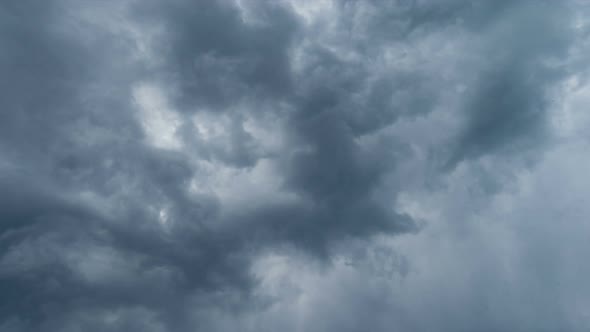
[0,0,588,331]
[447,0,573,167]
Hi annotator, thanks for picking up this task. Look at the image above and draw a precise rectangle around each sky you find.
[1,0,590,331]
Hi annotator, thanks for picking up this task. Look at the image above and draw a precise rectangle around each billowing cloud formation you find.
[1,0,589,331]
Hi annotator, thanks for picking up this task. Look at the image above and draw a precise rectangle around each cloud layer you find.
[1,0,589,331]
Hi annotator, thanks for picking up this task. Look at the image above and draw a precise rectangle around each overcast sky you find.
[2,0,590,331]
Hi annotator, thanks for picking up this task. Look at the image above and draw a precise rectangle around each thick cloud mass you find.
[1,0,589,331]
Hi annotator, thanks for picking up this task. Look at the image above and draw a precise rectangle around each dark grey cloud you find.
[0,0,587,331]
[0,1,250,330]
[447,0,573,167]
[131,0,419,254]
[134,0,300,111]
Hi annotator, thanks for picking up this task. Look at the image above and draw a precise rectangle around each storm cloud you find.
[1,0,589,331]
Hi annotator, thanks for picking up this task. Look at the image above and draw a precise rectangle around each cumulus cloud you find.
[1,0,589,331]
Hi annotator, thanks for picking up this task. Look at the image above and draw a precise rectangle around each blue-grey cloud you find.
[0,0,587,331]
